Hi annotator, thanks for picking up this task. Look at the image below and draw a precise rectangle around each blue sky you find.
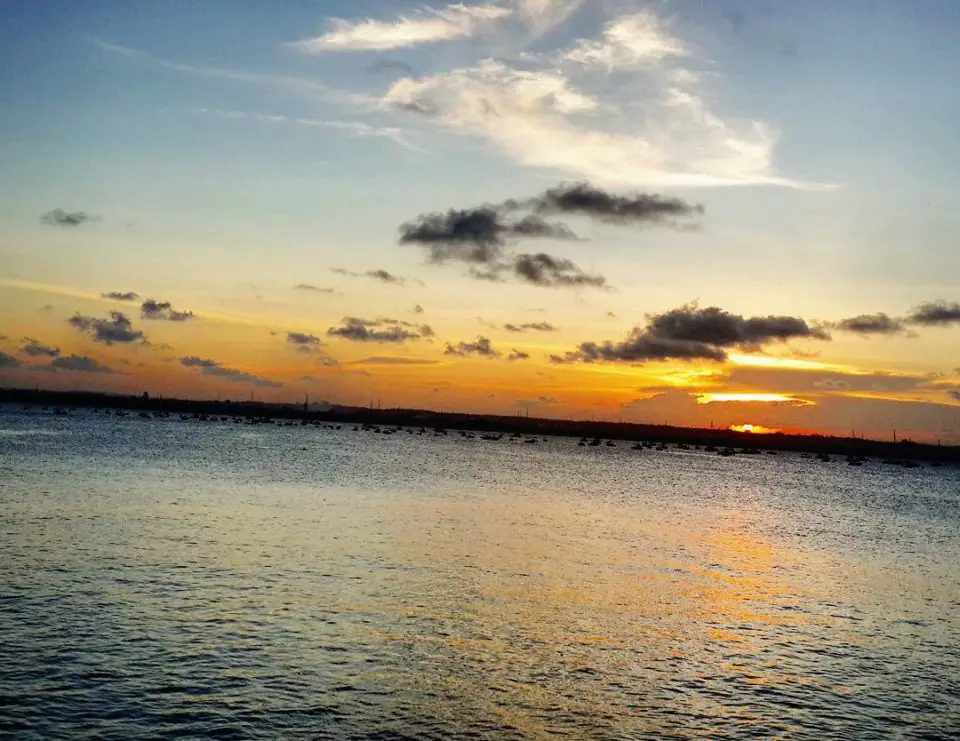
[1,0,959,440]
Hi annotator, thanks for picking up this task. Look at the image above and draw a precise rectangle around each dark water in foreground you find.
[2,409,959,739]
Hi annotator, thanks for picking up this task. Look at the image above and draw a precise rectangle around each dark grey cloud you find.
[398,183,699,289]
[414,304,424,314]
[180,356,282,388]
[327,316,428,343]
[68,311,145,345]
[20,338,60,358]
[907,301,960,327]
[398,183,701,285]
[553,304,828,364]
[517,182,703,226]
[41,209,99,227]
[48,354,116,374]
[645,305,830,347]
[400,208,576,263]
[331,268,410,285]
[949,390,960,402]
[507,349,530,361]
[511,253,605,288]
[102,291,140,302]
[294,283,335,294]
[830,313,906,335]
[141,299,195,322]
[287,332,323,350]
[444,336,499,358]
[504,321,556,333]
[0,351,22,368]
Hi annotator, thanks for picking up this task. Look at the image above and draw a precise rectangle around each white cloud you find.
[196,109,424,152]
[565,10,686,70]
[381,54,817,188]
[291,3,513,53]
[516,0,583,38]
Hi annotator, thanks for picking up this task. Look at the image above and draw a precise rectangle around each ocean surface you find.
[2,407,959,740]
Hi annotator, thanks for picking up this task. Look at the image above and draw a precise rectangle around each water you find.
[2,408,959,740]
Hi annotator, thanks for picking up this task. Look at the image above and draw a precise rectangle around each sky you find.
[1,0,960,442]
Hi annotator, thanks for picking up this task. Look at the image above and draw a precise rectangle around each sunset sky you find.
[2,0,959,442]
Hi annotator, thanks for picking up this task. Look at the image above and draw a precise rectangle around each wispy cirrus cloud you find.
[366,4,823,188]
[290,3,513,52]
[195,108,422,152]
[564,10,686,70]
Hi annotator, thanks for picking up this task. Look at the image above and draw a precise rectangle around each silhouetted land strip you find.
[2,387,957,463]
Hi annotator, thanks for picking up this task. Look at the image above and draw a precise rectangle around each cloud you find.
[350,357,439,366]
[102,291,140,302]
[46,355,116,374]
[445,336,500,358]
[196,108,422,152]
[331,268,412,285]
[40,209,99,227]
[68,311,145,345]
[507,349,530,361]
[504,321,556,332]
[294,283,335,294]
[381,32,820,189]
[398,182,702,288]
[645,305,830,347]
[180,356,282,387]
[907,301,960,327]
[724,366,928,395]
[140,299,196,322]
[554,303,829,364]
[20,338,61,358]
[290,3,512,52]
[327,316,428,343]
[511,253,605,288]
[400,207,577,260]
[949,390,960,402]
[0,351,22,368]
[830,313,907,335]
[287,332,324,352]
[518,182,703,226]
[414,304,425,314]
[564,10,686,70]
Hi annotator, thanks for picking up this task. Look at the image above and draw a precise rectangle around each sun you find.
[730,423,780,434]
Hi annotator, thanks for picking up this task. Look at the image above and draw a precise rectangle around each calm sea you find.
[2,408,959,739]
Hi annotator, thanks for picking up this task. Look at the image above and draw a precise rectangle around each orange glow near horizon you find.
[729,423,780,434]
[697,393,814,405]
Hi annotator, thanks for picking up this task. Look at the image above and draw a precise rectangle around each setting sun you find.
[729,423,780,434]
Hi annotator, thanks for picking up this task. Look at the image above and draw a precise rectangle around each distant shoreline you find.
[2,386,957,463]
